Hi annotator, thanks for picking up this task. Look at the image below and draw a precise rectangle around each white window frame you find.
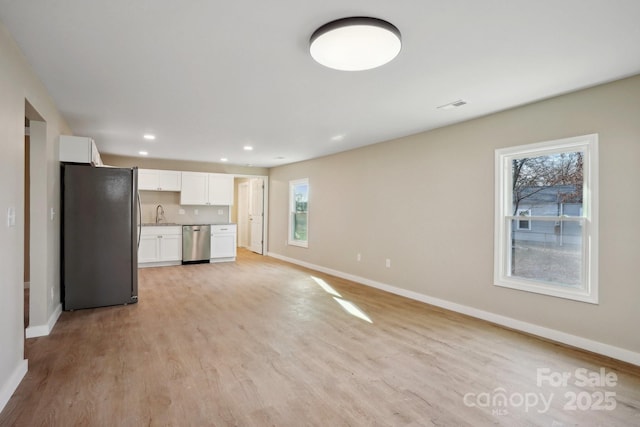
[494,134,598,304]
[288,178,309,248]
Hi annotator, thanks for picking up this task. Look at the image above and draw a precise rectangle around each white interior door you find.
[249,178,264,254]
[237,182,249,248]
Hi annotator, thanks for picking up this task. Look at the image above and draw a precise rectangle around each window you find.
[494,134,598,303]
[288,178,309,247]
[516,209,532,230]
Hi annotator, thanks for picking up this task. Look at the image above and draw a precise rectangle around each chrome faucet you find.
[155,204,165,224]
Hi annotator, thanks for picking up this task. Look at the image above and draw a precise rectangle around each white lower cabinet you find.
[211,224,237,262]
[139,226,182,267]
[159,234,182,261]
[138,234,160,263]
[139,224,236,266]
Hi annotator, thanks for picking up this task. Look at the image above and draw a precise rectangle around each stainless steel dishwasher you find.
[182,225,211,264]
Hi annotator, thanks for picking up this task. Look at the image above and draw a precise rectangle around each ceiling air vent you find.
[437,99,467,110]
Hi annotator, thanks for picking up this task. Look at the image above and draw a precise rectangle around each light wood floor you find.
[2,249,639,426]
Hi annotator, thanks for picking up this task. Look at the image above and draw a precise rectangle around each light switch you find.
[50,207,56,221]
[7,207,16,227]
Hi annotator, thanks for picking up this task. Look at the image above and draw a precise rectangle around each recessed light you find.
[143,134,156,140]
[139,151,148,156]
[220,158,228,162]
[437,100,468,110]
[243,146,253,151]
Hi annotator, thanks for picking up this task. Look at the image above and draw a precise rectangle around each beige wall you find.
[0,22,71,409]
[268,75,640,357]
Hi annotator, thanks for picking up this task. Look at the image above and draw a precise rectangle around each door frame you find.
[232,174,268,255]
[237,181,249,248]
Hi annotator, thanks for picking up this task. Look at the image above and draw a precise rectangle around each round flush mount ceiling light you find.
[310,17,401,71]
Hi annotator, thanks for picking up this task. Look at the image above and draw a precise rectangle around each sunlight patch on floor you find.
[311,276,373,323]
[311,276,342,297]
[333,297,373,324]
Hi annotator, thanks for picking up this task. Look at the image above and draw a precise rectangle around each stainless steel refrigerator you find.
[61,163,139,310]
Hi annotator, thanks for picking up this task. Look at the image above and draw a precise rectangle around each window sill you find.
[494,278,598,304]
[288,240,308,248]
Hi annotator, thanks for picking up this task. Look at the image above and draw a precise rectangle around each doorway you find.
[25,100,49,338]
[24,118,30,329]
[233,175,267,255]
[248,178,264,254]
[237,182,249,248]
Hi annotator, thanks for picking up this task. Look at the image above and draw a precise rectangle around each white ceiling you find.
[2,1,640,167]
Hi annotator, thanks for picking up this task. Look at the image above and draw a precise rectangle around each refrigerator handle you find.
[137,191,142,249]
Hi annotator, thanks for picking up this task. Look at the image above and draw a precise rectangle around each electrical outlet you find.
[218,209,223,215]
[385,258,391,268]
[194,209,199,215]
[50,287,54,302]
[178,209,185,215]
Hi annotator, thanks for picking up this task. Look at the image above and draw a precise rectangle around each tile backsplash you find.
[139,191,230,224]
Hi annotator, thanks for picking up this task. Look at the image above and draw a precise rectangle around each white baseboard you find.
[267,252,640,367]
[210,257,236,263]
[0,359,27,414]
[138,261,181,268]
[25,303,62,339]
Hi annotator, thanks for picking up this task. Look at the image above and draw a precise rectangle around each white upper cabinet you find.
[180,172,209,205]
[59,135,103,166]
[138,169,182,191]
[208,173,234,205]
[180,172,234,205]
